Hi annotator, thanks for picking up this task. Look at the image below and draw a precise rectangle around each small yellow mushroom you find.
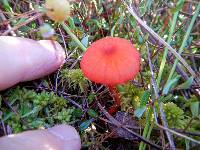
[45,0,70,22]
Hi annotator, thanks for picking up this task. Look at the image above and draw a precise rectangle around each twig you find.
[54,68,61,92]
[180,11,200,19]
[100,117,200,137]
[155,120,200,145]
[58,27,68,57]
[2,98,19,115]
[58,95,82,110]
[146,43,176,150]
[0,10,37,26]
[1,13,43,35]
[0,10,16,36]
[174,129,200,137]
[0,111,7,135]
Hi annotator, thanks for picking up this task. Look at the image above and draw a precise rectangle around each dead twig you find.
[1,12,43,36]
[146,42,176,150]
[0,10,16,36]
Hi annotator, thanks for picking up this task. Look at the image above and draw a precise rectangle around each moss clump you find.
[164,102,186,129]
[54,108,74,123]
[2,87,74,133]
[61,69,88,92]
[118,83,144,112]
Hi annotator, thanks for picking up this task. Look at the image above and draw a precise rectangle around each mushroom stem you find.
[108,86,121,114]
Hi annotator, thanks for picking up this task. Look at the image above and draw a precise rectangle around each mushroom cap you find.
[80,37,140,85]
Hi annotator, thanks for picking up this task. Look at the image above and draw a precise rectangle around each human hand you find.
[0,36,81,150]
[0,36,65,90]
[0,125,81,150]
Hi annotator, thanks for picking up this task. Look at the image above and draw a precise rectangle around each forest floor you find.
[0,0,200,149]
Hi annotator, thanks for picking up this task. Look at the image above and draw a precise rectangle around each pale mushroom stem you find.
[108,86,121,114]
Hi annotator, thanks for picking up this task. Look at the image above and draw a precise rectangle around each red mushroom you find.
[80,37,140,114]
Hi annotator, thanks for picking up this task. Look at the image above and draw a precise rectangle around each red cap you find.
[80,37,140,85]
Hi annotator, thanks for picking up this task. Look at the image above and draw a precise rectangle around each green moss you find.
[7,115,23,133]
[3,87,74,133]
[163,102,186,129]
[54,108,74,123]
[61,69,88,92]
[118,83,144,112]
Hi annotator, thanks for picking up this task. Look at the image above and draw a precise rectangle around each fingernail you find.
[48,125,81,150]
[47,124,80,141]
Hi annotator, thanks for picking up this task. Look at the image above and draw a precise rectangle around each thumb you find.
[0,124,81,150]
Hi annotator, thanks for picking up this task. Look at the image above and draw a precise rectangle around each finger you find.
[0,36,66,90]
[0,124,81,150]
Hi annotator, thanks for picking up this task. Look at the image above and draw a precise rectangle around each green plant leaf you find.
[185,139,190,150]
[15,18,27,26]
[134,106,147,118]
[88,93,95,104]
[139,1,147,16]
[111,15,123,36]
[140,91,151,106]
[73,108,83,118]
[80,120,92,131]
[88,109,98,118]
[176,76,193,90]
[190,102,199,118]
[2,112,13,122]
[21,107,40,118]
[68,17,76,30]
[160,94,173,102]
[171,0,185,13]
[146,0,152,11]
[2,0,13,12]
[81,35,89,47]
[130,17,136,27]
[163,75,181,95]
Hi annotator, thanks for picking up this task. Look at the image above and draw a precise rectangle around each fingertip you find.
[22,40,66,81]
[48,124,81,150]
[48,124,80,141]
[0,124,81,150]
